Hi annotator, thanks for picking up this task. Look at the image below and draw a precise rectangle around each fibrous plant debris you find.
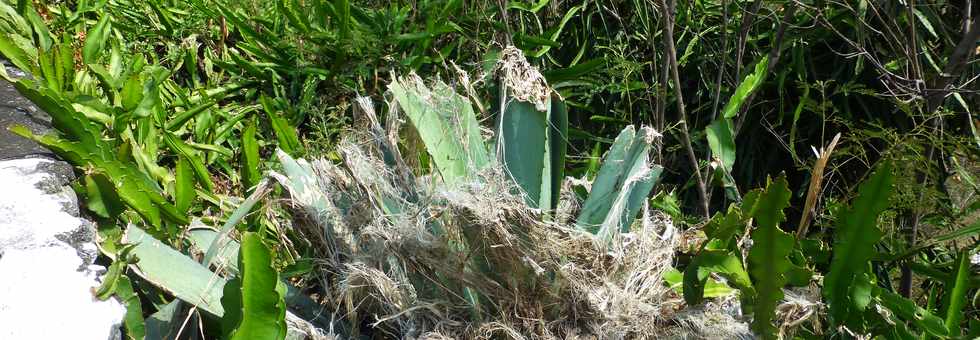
[272,66,752,338]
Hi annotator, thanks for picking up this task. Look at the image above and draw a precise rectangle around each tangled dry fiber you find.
[272,78,751,339]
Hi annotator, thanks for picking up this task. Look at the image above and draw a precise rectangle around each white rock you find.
[0,158,125,340]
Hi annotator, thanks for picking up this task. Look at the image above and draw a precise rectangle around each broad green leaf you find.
[824,162,895,328]
[165,99,217,132]
[221,277,244,337]
[0,32,37,74]
[334,0,351,40]
[188,226,328,327]
[133,69,166,118]
[705,118,736,171]
[82,14,111,64]
[10,126,184,228]
[144,301,181,340]
[746,176,794,338]
[84,173,126,219]
[94,259,124,300]
[123,225,226,316]
[683,249,753,305]
[224,232,287,340]
[0,2,31,37]
[498,95,566,211]
[499,99,546,208]
[389,75,489,184]
[912,8,938,39]
[277,0,310,33]
[120,75,143,112]
[13,80,110,157]
[202,179,273,268]
[576,126,662,243]
[664,267,736,298]
[547,97,568,210]
[722,57,769,119]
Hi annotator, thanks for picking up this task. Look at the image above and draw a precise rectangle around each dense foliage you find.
[0,0,977,339]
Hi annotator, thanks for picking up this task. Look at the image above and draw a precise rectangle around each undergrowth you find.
[0,0,977,339]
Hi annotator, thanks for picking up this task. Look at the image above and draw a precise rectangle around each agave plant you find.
[272,48,747,338]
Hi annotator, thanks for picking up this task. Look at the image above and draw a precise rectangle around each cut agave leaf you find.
[575,125,662,242]
[186,225,329,327]
[124,225,337,334]
[498,93,567,211]
[123,225,226,316]
[389,73,489,184]
[496,47,568,211]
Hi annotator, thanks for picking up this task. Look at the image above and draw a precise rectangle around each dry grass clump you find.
[273,106,751,339]
[270,49,753,337]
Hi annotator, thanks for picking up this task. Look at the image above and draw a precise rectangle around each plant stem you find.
[660,0,710,219]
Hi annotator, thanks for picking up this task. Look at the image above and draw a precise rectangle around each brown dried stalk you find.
[795,133,841,240]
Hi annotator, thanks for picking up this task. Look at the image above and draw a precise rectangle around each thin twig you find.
[735,2,798,133]
[734,0,765,80]
[710,0,731,122]
[900,7,980,298]
[659,0,710,218]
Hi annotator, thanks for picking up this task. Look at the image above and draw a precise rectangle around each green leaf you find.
[912,8,938,39]
[82,14,111,64]
[389,75,489,184]
[221,277,244,337]
[260,96,303,156]
[165,99,217,131]
[664,267,736,298]
[507,0,549,13]
[498,95,566,211]
[683,249,753,305]
[705,117,736,171]
[722,57,769,119]
[117,276,146,340]
[241,118,261,191]
[174,156,196,215]
[499,99,547,207]
[824,162,895,328]
[93,259,124,300]
[0,2,31,37]
[531,5,581,58]
[224,232,288,340]
[746,176,794,338]
[10,126,183,228]
[547,97,568,210]
[0,32,36,75]
[163,131,214,192]
[941,250,971,335]
[575,126,663,243]
[876,288,949,337]
[123,225,226,316]
[84,173,126,219]
[144,301,181,340]
[13,80,110,156]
